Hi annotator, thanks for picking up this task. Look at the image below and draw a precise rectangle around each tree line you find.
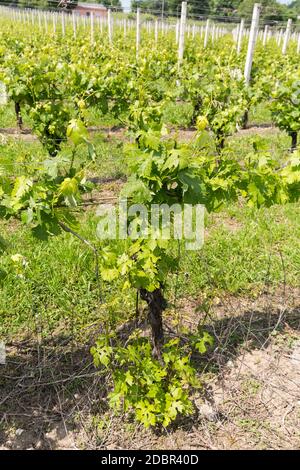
[5,1,122,11]
[4,1,300,22]
[131,1,300,22]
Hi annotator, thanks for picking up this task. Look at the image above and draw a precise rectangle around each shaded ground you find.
[1,287,299,450]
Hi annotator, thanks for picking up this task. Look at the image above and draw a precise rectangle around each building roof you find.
[77,3,107,9]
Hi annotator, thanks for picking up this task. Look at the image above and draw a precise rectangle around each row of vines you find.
[0,14,299,427]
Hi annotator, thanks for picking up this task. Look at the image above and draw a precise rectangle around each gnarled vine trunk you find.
[191,100,202,126]
[216,133,225,153]
[289,131,297,152]
[15,102,23,130]
[241,109,249,129]
[140,287,167,362]
[241,110,249,129]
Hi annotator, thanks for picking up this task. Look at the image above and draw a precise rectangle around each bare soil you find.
[0,124,278,143]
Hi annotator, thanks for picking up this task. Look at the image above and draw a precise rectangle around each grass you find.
[1,198,299,339]
[163,101,194,127]
[0,101,34,129]
[176,202,300,298]
[249,102,273,126]
[227,130,292,162]
[0,101,299,342]
[0,134,128,180]
[0,214,135,340]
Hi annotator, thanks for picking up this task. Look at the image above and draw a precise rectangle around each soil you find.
[0,124,278,142]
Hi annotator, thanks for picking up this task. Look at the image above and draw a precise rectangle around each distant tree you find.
[99,0,122,8]
[211,0,240,16]
[52,0,122,11]
[238,0,296,22]
[131,0,174,16]
[130,0,295,21]
[16,0,49,9]
[14,0,123,11]
[289,0,300,14]
[131,1,212,17]
[15,1,79,10]
[189,0,211,15]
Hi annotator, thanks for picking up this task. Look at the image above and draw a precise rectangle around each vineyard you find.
[0,2,300,451]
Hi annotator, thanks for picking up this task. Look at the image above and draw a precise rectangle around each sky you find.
[121,0,131,11]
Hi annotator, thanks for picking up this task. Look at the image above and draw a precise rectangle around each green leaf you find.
[59,178,78,197]
[11,176,32,201]
[194,331,214,354]
[101,267,119,281]
[67,119,89,146]
[125,371,134,386]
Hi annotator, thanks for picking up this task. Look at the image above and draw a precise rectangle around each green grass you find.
[0,118,299,341]
[0,102,18,128]
[86,107,121,128]
[0,101,33,129]
[0,134,128,180]
[175,202,300,298]
[163,101,194,127]
[0,215,135,340]
[226,130,292,162]
[249,102,273,126]
[86,134,128,180]
[1,198,299,340]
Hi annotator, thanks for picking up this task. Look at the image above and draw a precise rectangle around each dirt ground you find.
[1,286,299,450]
[0,124,278,143]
